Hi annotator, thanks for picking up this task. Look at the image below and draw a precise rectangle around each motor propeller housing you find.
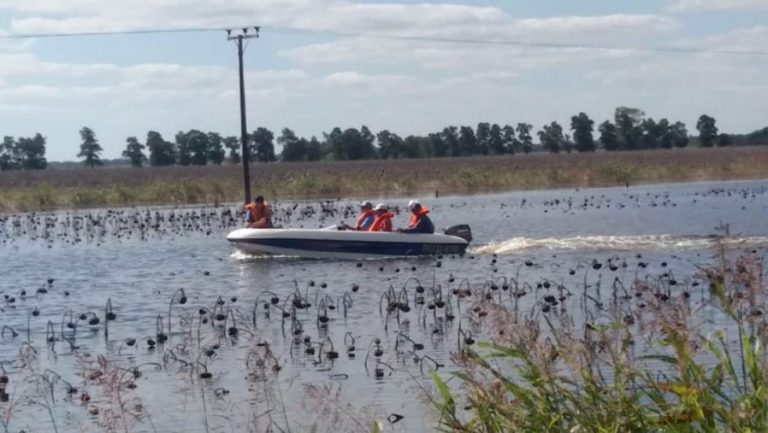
[444,225,472,243]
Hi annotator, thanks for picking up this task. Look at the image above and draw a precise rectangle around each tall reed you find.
[430,241,768,432]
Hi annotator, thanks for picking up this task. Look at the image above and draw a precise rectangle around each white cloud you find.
[2,0,327,32]
[0,0,766,160]
[277,9,676,70]
[669,0,768,11]
[704,25,768,51]
[514,14,675,35]
[1,0,674,44]
[281,36,638,72]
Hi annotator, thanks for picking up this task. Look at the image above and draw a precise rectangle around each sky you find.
[0,0,767,161]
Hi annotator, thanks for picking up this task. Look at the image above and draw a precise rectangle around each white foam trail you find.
[472,235,768,255]
[230,251,296,261]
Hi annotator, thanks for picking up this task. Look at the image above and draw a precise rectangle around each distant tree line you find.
[0,134,48,170]
[109,108,762,167]
[2,108,768,171]
[120,128,277,168]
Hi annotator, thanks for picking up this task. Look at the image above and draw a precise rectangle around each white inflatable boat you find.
[227,225,472,259]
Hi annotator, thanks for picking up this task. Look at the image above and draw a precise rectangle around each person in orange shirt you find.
[244,196,273,228]
[342,201,375,231]
[368,203,393,232]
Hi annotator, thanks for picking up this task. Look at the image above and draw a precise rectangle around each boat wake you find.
[472,234,768,255]
[230,251,297,261]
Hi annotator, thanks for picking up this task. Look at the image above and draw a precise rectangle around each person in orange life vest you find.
[342,201,375,231]
[244,195,273,228]
[368,203,394,232]
[398,200,435,234]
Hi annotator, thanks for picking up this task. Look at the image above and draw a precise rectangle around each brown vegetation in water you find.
[1,146,767,212]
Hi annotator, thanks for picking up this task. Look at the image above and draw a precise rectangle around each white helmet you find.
[360,201,373,209]
[408,199,421,210]
[374,203,388,211]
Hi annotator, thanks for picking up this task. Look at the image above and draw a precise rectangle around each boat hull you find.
[227,228,468,259]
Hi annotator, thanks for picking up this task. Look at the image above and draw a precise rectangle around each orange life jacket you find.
[244,202,273,227]
[409,207,430,226]
[369,211,393,232]
[355,209,376,230]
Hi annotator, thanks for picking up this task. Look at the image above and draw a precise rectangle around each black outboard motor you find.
[444,225,472,243]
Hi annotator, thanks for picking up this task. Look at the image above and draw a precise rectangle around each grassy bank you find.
[2,146,768,212]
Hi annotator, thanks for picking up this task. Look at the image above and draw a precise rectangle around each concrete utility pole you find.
[227,27,259,204]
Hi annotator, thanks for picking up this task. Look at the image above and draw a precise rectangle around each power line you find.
[0,26,228,39]
[261,25,768,57]
[1,24,767,57]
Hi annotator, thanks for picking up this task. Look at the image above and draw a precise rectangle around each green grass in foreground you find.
[1,146,767,212]
[429,241,768,433]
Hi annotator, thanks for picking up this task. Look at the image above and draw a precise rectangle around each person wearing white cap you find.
[368,203,394,232]
[342,201,375,231]
[399,200,435,234]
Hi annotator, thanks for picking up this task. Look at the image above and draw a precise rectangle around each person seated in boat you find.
[398,200,434,234]
[244,195,273,228]
[341,201,375,231]
[368,203,394,232]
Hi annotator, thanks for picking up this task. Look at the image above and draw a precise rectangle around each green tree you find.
[175,131,191,165]
[122,136,147,167]
[0,136,19,171]
[78,127,103,168]
[657,119,673,149]
[207,132,226,165]
[476,123,490,155]
[223,136,241,164]
[670,122,689,148]
[442,126,460,156]
[502,125,516,154]
[570,112,596,152]
[353,126,377,160]
[147,131,175,166]
[279,128,306,161]
[307,136,322,161]
[252,127,276,162]
[538,122,564,153]
[697,114,718,148]
[516,123,533,154]
[182,130,210,165]
[563,134,574,153]
[641,118,669,150]
[402,135,423,158]
[420,135,435,158]
[717,133,732,147]
[429,133,448,157]
[377,129,404,159]
[459,126,477,156]
[360,126,376,157]
[325,127,344,160]
[742,127,768,146]
[340,127,376,160]
[488,124,505,155]
[15,134,48,170]
[615,107,645,150]
[599,121,619,151]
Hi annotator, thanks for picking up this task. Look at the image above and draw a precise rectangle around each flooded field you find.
[1,179,768,432]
